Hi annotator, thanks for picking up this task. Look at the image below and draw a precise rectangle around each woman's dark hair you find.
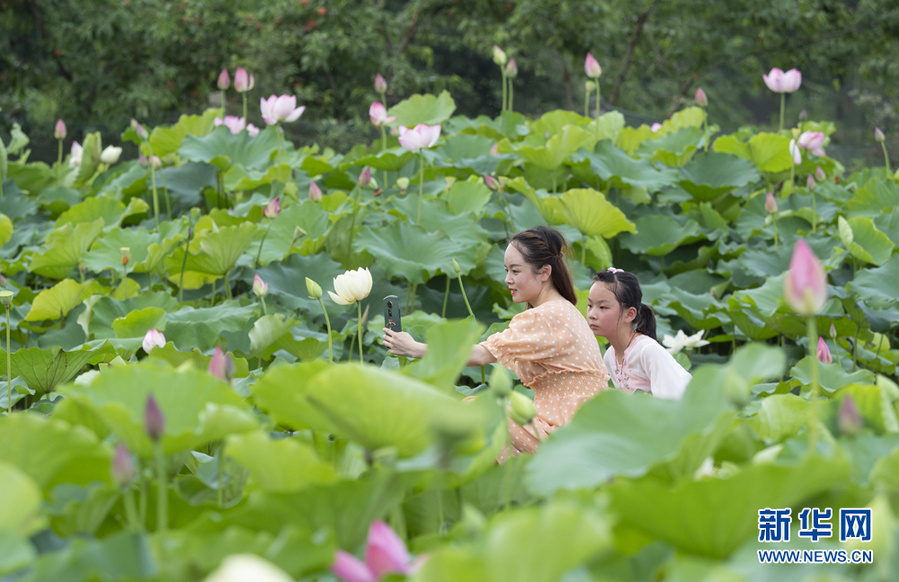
[592,269,657,341]
[510,226,578,306]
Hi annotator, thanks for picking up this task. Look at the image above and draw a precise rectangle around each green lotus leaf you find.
[850,255,899,308]
[873,206,899,248]
[389,197,491,249]
[0,183,40,220]
[586,110,626,143]
[438,134,497,163]
[248,201,331,265]
[515,125,595,170]
[350,149,415,172]
[96,162,147,198]
[56,197,126,229]
[248,314,299,359]
[81,228,153,275]
[56,363,258,457]
[541,188,635,239]
[0,413,111,492]
[80,292,178,340]
[223,163,291,191]
[300,155,336,177]
[679,152,760,200]
[73,132,102,187]
[845,177,899,218]
[111,307,166,339]
[149,107,222,158]
[355,221,473,283]
[529,110,589,137]
[403,319,485,394]
[661,106,706,131]
[608,454,850,559]
[616,124,657,155]
[16,530,158,582]
[226,431,337,493]
[388,90,456,127]
[749,394,809,442]
[252,363,484,457]
[0,213,13,248]
[164,303,257,351]
[25,279,88,322]
[157,162,218,210]
[570,141,680,192]
[834,383,899,434]
[0,462,44,536]
[838,215,894,266]
[666,287,728,330]
[0,529,35,576]
[617,214,703,255]
[179,125,279,171]
[135,221,191,275]
[165,222,258,284]
[446,180,492,215]
[636,126,703,167]
[255,253,345,313]
[791,357,875,394]
[0,342,116,397]
[30,218,104,279]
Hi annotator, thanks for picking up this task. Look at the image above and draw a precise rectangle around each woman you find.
[383,226,610,460]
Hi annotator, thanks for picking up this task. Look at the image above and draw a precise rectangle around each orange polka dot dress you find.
[480,298,610,462]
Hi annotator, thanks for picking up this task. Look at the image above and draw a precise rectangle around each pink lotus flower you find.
[331,521,425,582]
[214,116,247,134]
[142,329,166,352]
[398,124,441,151]
[374,73,387,94]
[145,394,165,442]
[650,123,662,132]
[234,67,254,93]
[817,337,832,364]
[264,197,280,219]
[217,69,231,90]
[208,347,235,383]
[765,192,777,214]
[695,87,708,107]
[797,131,825,156]
[763,67,802,93]
[309,181,323,201]
[253,273,268,297]
[369,102,396,128]
[784,239,828,316]
[246,123,260,137]
[584,53,602,79]
[789,139,802,165]
[875,127,885,143]
[260,95,306,125]
[55,119,67,140]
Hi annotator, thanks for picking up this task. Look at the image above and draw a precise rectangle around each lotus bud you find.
[358,167,372,188]
[492,45,507,66]
[650,123,662,132]
[396,177,409,192]
[101,145,122,165]
[217,68,231,90]
[144,394,165,442]
[816,337,832,364]
[585,80,594,94]
[695,87,708,107]
[263,196,280,219]
[306,277,323,300]
[806,174,816,191]
[131,119,149,141]
[505,59,518,79]
[149,156,161,170]
[112,443,135,485]
[815,166,826,182]
[309,181,323,201]
[294,226,306,241]
[483,175,500,191]
[139,153,148,167]
[142,329,165,353]
[234,67,251,93]
[838,395,862,437]
[374,73,387,94]
[784,239,828,316]
[55,119,67,140]
[584,53,602,79]
[0,290,13,308]
[490,366,512,398]
[452,258,461,275]
[799,109,808,121]
[509,391,536,426]
[208,347,235,382]
[0,274,6,287]
[765,192,777,214]
[875,127,885,143]
[830,323,837,338]
[120,247,131,266]
[490,143,499,156]
[369,177,379,190]
[253,273,268,297]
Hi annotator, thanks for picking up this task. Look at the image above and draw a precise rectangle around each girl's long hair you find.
[510,226,577,306]
[592,269,658,341]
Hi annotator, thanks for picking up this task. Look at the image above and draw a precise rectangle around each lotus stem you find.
[501,70,507,112]
[260,295,267,315]
[807,316,819,455]
[357,301,364,364]
[458,273,485,383]
[223,271,233,300]
[594,82,601,140]
[779,93,785,133]
[833,335,843,370]
[811,191,817,233]
[254,219,274,269]
[217,443,225,508]
[442,276,450,318]
[123,486,140,532]
[57,139,63,178]
[380,126,388,191]
[508,77,514,112]
[5,306,11,414]
[772,214,779,249]
[346,187,362,262]
[242,94,248,124]
[150,168,160,232]
[211,279,217,307]
[159,170,172,220]
[154,441,168,533]
[417,152,424,225]
[882,141,891,177]
[179,235,190,303]
[317,297,333,364]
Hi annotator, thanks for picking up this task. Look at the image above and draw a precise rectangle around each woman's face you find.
[586,282,628,338]
[504,244,548,304]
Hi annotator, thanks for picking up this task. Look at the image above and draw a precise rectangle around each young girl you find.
[383,226,610,460]
[586,268,691,400]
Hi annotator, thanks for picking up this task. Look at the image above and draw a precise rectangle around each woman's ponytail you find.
[636,303,657,341]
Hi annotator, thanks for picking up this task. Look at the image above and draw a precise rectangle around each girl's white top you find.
[603,334,691,400]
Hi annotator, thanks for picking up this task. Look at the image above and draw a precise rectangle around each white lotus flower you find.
[100,145,122,164]
[69,141,83,168]
[328,267,373,305]
[204,554,293,582]
[662,329,709,355]
[142,329,166,353]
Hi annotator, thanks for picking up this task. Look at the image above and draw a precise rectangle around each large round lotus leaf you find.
[0,413,111,492]
[0,342,116,397]
[148,108,221,157]
[0,462,43,536]
[617,214,703,256]
[388,197,490,248]
[388,90,456,128]
[164,222,258,282]
[446,180,492,215]
[30,218,105,279]
[111,306,166,339]
[529,110,589,136]
[541,188,635,238]
[355,221,474,283]
[846,177,899,218]
[616,125,656,155]
[55,197,127,229]
[790,357,875,394]
[874,207,899,247]
[256,252,345,313]
[252,363,485,457]
[0,183,40,219]
[679,152,760,200]
[714,132,793,173]
[515,125,596,170]
[25,278,87,322]
[349,149,415,172]
[438,134,497,162]
[570,141,679,192]
[179,125,279,171]
[226,431,337,493]
[247,201,332,265]
[636,126,703,167]
[163,303,257,351]
[850,254,899,308]
[81,227,153,275]
[838,215,894,266]
[157,162,217,210]
[82,292,178,340]
[749,394,809,442]
[403,318,485,395]
[56,363,258,457]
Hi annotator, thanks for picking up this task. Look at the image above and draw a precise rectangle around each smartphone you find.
[384,295,402,332]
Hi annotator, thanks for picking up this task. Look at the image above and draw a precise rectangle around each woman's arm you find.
[382,329,497,367]
[467,344,497,367]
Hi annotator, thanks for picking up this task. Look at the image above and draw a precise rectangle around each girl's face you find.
[586,282,633,337]
[504,244,548,304]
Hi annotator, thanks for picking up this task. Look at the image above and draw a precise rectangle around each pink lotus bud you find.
[234,67,251,92]
[838,395,862,437]
[797,131,826,157]
[217,68,230,90]
[816,337,832,364]
[505,59,518,79]
[483,175,500,191]
[264,197,280,218]
[830,323,837,338]
[784,239,828,316]
[142,329,166,353]
[695,87,708,107]
[139,153,148,167]
[54,119,67,140]
[149,156,161,170]
[208,347,235,382]
[112,443,135,485]
[145,394,165,442]
[358,167,372,188]
[365,521,411,578]
[815,166,826,182]
[650,123,662,132]
[765,192,777,214]
[492,45,507,66]
[253,273,268,297]
[131,119,149,141]
[490,143,499,156]
[309,181,323,201]
[332,551,376,582]
[799,109,808,121]
[374,73,387,94]
[875,127,885,143]
[763,67,802,93]
[584,53,602,79]
[806,174,816,190]
[368,102,396,128]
